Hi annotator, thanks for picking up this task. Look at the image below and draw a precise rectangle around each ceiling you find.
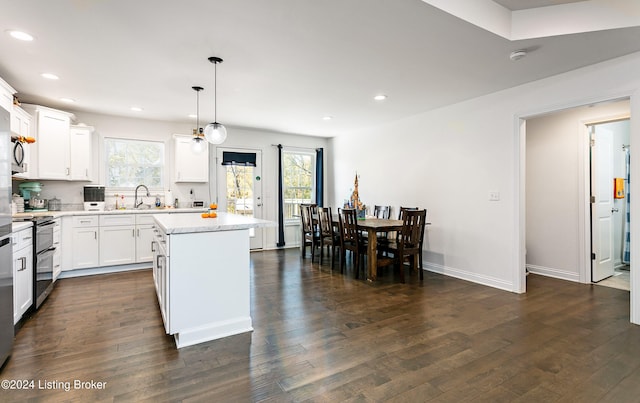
[1,0,639,138]
[492,0,587,11]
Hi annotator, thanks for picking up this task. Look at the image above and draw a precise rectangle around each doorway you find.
[216,147,264,250]
[590,119,631,290]
[524,100,630,287]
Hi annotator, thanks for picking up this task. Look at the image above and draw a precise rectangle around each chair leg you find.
[354,251,359,279]
[319,242,324,265]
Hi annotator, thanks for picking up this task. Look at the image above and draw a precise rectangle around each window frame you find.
[282,148,316,225]
[103,137,166,192]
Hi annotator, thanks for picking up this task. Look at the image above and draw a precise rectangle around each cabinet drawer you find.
[136,214,156,225]
[12,228,33,251]
[73,216,99,227]
[100,214,136,226]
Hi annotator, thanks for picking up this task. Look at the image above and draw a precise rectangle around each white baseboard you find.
[525,264,580,282]
[424,262,515,292]
[58,263,151,279]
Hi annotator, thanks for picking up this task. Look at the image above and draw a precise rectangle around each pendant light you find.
[203,56,227,145]
[191,86,205,153]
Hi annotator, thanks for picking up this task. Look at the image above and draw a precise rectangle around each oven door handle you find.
[38,247,56,258]
[38,221,56,228]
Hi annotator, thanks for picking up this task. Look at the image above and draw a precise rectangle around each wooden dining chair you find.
[378,208,426,282]
[338,208,367,278]
[300,203,319,260]
[373,205,391,219]
[317,206,340,268]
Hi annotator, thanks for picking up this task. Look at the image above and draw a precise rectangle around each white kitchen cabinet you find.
[99,226,136,266]
[136,214,155,263]
[99,215,136,266]
[12,227,33,324]
[69,125,94,181]
[0,77,15,113]
[71,216,99,269]
[10,106,33,179]
[174,135,208,182]
[52,218,61,281]
[22,104,92,181]
[35,106,72,180]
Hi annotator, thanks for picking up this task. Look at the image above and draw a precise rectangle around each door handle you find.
[612,208,620,213]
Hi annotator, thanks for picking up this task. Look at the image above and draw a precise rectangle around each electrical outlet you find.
[489,191,500,201]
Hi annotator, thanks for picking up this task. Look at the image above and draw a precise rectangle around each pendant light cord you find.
[196,88,200,131]
[214,60,217,123]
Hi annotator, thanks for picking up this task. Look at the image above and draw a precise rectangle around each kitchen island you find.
[152,212,273,348]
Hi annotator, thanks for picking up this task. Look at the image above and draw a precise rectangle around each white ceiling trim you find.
[422,0,640,40]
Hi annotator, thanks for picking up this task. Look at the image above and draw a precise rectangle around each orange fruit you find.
[210,212,218,218]
[201,212,210,218]
[209,203,218,210]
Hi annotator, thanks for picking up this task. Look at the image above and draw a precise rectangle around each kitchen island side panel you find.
[168,228,252,346]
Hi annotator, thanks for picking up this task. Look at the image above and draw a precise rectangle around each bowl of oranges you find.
[201,203,218,218]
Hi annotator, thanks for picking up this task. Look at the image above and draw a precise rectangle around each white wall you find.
[203,126,329,249]
[14,111,329,250]
[330,50,640,309]
[525,101,630,282]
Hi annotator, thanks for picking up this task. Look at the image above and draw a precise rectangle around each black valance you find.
[221,151,256,166]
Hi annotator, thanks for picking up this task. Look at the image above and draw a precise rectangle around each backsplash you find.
[11,180,210,211]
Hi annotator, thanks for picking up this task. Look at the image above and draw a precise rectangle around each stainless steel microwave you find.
[11,140,24,174]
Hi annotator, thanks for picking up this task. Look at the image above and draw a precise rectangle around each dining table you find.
[330,215,404,281]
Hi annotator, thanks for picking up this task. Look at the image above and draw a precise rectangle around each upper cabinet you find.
[34,106,73,180]
[22,104,93,181]
[0,77,15,113]
[69,125,94,181]
[174,135,209,182]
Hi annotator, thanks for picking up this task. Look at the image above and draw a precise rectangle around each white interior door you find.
[591,125,615,282]
[216,148,263,250]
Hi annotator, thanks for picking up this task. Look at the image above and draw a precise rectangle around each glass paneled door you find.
[216,148,263,249]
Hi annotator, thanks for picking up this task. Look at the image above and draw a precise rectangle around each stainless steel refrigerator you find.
[0,106,13,368]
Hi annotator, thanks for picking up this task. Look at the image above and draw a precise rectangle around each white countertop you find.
[153,212,275,235]
[12,221,33,232]
[12,207,206,220]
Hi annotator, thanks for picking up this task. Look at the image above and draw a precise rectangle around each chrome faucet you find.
[134,184,150,208]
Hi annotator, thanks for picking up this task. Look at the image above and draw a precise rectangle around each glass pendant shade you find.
[191,136,205,153]
[204,122,227,145]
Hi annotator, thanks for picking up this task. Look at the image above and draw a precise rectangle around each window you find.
[105,138,164,189]
[283,150,315,222]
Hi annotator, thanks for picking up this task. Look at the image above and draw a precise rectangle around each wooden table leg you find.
[367,228,377,281]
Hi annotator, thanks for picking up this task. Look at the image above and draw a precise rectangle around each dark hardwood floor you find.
[1,248,639,402]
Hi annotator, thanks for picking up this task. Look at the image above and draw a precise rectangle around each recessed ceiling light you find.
[322,116,333,121]
[188,114,197,118]
[509,50,527,61]
[60,98,75,103]
[374,94,387,101]
[41,73,59,80]
[7,30,33,41]
[130,106,143,112]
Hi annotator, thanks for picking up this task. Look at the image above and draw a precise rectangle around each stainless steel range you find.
[14,215,55,310]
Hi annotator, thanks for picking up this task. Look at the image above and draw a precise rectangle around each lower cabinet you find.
[53,218,61,281]
[12,227,33,324]
[135,215,156,263]
[99,215,136,266]
[64,212,183,272]
[71,216,99,269]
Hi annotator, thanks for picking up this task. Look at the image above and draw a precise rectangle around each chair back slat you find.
[398,209,426,251]
[300,203,317,233]
[318,207,334,236]
[339,208,359,244]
